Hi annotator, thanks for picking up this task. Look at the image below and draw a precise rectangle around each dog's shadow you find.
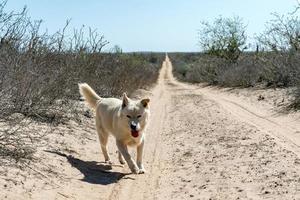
[45,150,132,185]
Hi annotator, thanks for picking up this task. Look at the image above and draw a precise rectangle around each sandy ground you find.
[2,56,300,199]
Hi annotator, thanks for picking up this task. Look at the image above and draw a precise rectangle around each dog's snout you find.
[130,123,137,130]
[130,121,139,130]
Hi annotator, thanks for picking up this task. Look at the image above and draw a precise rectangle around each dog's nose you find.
[130,124,137,130]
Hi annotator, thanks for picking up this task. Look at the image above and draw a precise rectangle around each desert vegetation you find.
[0,1,163,163]
[171,7,300,109]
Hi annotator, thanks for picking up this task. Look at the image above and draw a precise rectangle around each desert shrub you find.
[172,15,258,87]
[0,9,162,121]
[172,9,300,110]
[184,55,222,84]
[198,16,247,62]
[257,13,300,87]
[255,52,300,87]
[169,52,200,80]
[172,53,262,87]
[256,11,300,107]
[92,53,162,96]
[291,84,300,109]
[175,63,190,79]
[0,118,37,164]
[258,13,300,52]
[216,55,263,87]
[173,12,300,90]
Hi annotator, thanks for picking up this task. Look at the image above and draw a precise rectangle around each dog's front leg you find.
[137,139,145,173]
[116,140,140,174]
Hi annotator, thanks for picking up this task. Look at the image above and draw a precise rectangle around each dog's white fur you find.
[79,83,150,174]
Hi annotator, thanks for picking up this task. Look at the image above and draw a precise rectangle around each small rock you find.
[83,110,92,118]
[258,94,265,101]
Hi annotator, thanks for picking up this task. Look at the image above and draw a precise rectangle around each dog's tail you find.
[78,83,101,109]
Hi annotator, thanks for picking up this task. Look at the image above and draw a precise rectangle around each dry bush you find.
[0,117,37,164]
[198,16,247,62]
[291,85,300,109]
[257,12,300,107]
[215,54,263,87]
[169,52,200,81]
[256,13,300,87]
[172,11,300,108]
[170,53,262,87]
[171,16,259,87]
[171,51,298,88]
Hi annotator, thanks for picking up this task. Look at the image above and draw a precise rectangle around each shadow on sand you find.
[45,150,132,185]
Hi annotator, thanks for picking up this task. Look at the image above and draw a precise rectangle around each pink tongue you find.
[131,130,139,138]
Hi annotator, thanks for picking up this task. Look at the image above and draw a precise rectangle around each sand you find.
[2,56,300,199]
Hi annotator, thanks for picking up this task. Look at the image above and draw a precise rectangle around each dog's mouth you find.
[131,130,139,138]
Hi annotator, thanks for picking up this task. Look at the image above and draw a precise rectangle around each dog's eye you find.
[126,115,131,118]
[137,115,142,118]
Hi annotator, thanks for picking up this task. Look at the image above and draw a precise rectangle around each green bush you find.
[198,16,247,62]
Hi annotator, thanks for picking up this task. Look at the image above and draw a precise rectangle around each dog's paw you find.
[130,166,140,174]
[138,168,146,174]
[131,169,140,174]
[105,160,113,165]
[119,158,125,165]
[137,164,146,174]
[131,166,146,174]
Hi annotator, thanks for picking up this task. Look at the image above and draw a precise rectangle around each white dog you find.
[79,83,150,174]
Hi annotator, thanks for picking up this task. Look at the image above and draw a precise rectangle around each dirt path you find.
[107,56,300,199]
[154,56,300,199]
[3,56,300,199]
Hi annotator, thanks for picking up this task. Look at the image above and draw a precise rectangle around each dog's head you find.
[121,93,150,138]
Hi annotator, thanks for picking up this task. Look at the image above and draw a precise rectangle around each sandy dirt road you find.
[3,56,300,199]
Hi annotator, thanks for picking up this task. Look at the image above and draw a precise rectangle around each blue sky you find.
[6,0,299,52]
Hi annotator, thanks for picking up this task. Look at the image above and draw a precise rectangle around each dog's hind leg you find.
[95,122,111,164]
[116,140,140,174]
[136,139,145,173]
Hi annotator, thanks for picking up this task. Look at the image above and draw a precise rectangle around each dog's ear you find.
[122,93,129,108]
[141,98,150,108]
